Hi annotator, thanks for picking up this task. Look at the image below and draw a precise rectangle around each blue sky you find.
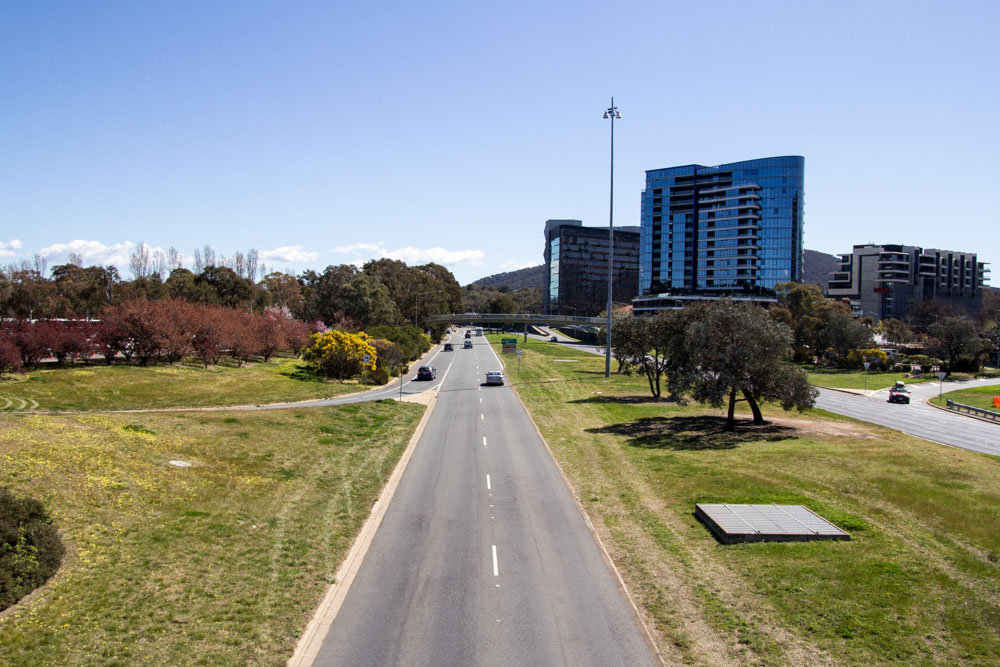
[2,1,997,285]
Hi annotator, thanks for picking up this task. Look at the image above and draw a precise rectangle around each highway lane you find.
[815,379,1000,456]
[312,330,658,666]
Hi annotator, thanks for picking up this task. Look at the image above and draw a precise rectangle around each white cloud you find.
[0,239,22,258]
[259,245,318,263]
[333,242,485,267]
[500,260,539,271]
[333,242,384,254]
[39,239,138,267]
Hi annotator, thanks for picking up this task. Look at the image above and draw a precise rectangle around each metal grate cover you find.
[695,503,850,544]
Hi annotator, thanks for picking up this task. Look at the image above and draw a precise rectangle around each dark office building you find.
[639,156,804,295]
[543,219,640,316]
[827,244,988,320]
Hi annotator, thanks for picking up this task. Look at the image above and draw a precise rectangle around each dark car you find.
[888,382,910,404]
[550,336,558,342]
[464,331,472,339]
[416,366,436,381]
[443,343,453,351]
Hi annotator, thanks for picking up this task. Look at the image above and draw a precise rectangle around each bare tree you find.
[232,251,246,279]
[151,248,168,279]
[32,254,48,277]
[129,243,151,279]
[246,248,259,281]
[67,252,84,267]
[168,246,183,271]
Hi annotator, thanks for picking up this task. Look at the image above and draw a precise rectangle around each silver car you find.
[485,371,504,386]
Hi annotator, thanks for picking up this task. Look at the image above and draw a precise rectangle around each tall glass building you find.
[639,156,804,295]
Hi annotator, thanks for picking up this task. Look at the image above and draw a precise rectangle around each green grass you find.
[493,334,1000,665]
[0,400,424,665]
[931,383,1000,411]
[0,356,367,412]
[806,366,936,391]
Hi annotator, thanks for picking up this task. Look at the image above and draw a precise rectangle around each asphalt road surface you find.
[312,330,658,666]
[815,378,1000,456]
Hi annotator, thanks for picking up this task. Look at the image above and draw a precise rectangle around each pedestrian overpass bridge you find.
[425,313,605,327]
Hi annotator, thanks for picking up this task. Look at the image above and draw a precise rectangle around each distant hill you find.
[470,249,841,291]
[469,265,544,289]
[802,249,840,290]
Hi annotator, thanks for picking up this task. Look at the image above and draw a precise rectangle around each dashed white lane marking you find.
[480,397,483,404]
[482,436,487,448]
[486,474,491,490]
[492,545,499,577]
[480,413,484,421]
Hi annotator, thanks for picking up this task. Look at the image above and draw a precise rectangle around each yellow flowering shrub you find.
[301,330,377,380]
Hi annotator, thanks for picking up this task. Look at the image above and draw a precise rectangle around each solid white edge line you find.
[492,545,499,577]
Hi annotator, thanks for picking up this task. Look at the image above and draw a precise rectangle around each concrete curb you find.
[287,390,439,667]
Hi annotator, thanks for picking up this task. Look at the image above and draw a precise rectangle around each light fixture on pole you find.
[602,97,621,379]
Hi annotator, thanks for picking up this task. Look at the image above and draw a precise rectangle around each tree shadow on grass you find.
[570,394,676,405]
[587,415,796,451]
[279,364,328,383]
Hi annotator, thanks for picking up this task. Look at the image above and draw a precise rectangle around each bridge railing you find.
[425,313,605,325]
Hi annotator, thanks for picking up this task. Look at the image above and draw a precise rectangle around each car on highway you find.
[550,336,558,342]
[463,340,473,349]
[443,343,453,351]
[888,381,910,404]
[416,366,436,381]
[485,370,504,386]
[464,331,472,339]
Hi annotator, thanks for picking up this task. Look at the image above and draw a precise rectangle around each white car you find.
[485,371,504,386]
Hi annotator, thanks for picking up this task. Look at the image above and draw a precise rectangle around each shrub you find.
[0,487,65,612]
[0,336,22,375]
[845,348,889,370]
[302,330,377,380]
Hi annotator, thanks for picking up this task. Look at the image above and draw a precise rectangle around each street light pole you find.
[603,97,621,378]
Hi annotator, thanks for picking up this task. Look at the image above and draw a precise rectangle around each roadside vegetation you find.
[0,401,425,665]
[805,367,935,391]
[0,356,369,412]
[497,334,1000,665]
[932,383,1000,411]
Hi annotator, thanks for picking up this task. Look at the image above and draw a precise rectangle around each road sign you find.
[863,361,871,370]
[502,337,517,354]
[362,354,371,364]
[501,338,517,345]
[517,350,523,358]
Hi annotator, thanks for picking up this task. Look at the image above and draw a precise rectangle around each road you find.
[310,330,658,666]
[815,379,1000,456]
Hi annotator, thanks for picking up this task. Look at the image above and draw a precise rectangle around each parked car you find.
[550,336,558,342]
[416,366,436,380]
[485,370,504,386]
[888,381,910,404]
[464,340,473,349]
[443,343,453,351]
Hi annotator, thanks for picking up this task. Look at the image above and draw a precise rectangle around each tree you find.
[686,300,817,430]
[820,309,873,363]
[877,318,913,344]
[302,330,377,380]
[607,311,690,399]
[928,316,982,373]
[0,336,21,376]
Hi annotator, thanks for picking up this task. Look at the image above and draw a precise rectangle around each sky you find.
[1,1,997,286]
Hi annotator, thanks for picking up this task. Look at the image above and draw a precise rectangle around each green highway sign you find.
[501,338,517,345]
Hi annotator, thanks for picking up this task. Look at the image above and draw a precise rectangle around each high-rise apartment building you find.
[639,156,804,295]
[827,244,988,320]
[543,219,640,316]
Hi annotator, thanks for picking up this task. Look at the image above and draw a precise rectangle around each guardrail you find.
[946,399,1000,422]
